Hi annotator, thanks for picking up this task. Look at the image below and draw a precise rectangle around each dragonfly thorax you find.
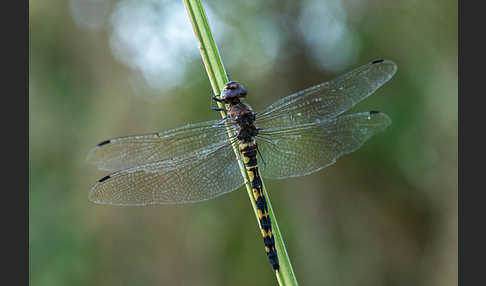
[228,103,258,142]
[236,123,258,142]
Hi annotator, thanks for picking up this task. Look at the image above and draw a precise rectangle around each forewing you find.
[87,119,233,171]
[256,59,397,129]
[257,111,391,179]
[89,143,244,205]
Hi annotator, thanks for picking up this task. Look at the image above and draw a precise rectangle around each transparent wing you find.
[257,111,391,179]
[89,143,245,205]
[87,119,234,171]
[256,59,397,129]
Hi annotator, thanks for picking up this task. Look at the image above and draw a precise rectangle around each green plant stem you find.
[182,1,298,285]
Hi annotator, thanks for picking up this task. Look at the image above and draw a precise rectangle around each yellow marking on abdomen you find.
[247,169,255,181]
[238,140,280,271]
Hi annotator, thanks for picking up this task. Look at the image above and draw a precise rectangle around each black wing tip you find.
[97,140,111,147]
[368,111,392,126]
[370,58,397,68]
[87,140,111,163]
[369,58,398,79]
[98,175,111,183]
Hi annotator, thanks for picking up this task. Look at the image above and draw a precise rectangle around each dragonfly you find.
[87,59,397,272]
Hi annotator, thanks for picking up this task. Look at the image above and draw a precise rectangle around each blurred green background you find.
[29,0,457,285]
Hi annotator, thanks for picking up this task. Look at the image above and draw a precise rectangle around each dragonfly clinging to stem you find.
[87,59,397,272]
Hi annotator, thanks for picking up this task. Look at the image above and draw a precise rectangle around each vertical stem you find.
[182,1,298,285]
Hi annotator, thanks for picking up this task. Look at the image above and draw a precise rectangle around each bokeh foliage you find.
[30,0,457,285]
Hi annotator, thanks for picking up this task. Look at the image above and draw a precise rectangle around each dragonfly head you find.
[221,81,247,104]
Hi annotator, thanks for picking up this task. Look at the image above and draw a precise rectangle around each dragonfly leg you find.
[212,107,228,112]
[211,94,228,111]
[256,144,267,169]
[212,94,223,102]
[210,94,227,111]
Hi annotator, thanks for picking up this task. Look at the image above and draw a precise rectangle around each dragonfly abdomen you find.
[239,142,280,271]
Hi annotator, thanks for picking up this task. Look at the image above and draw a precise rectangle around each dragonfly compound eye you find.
[221,82,247,102]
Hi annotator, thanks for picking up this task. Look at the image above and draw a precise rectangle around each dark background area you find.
[29,0,457,285]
